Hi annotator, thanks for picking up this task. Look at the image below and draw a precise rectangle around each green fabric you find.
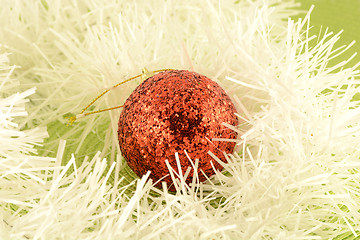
[295,0,360,70]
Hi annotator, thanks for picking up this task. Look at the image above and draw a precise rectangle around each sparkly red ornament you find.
[118,70,238,190]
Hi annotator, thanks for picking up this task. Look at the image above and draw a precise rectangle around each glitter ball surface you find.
[118,70,238,190]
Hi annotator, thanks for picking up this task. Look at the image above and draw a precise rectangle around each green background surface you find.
[295,0,360,70]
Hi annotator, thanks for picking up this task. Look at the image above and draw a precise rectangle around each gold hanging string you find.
[67,68,174,125]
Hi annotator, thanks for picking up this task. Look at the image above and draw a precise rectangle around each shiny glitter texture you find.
[118,70,238,190]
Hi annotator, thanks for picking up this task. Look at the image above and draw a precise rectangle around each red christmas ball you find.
[118,70,238,190]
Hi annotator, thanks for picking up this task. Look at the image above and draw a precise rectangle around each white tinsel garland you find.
[0,0,360,239]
